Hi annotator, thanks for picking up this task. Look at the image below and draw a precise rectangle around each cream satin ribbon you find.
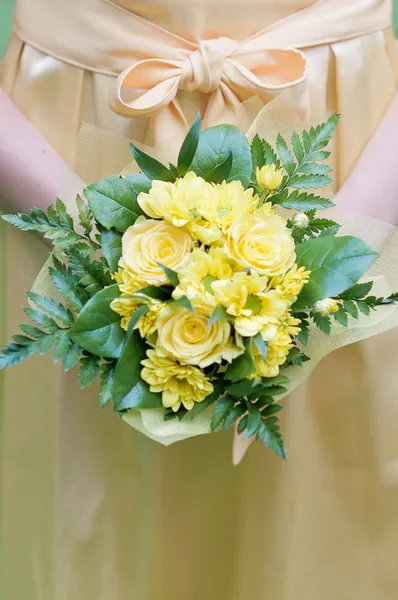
[13,0,391,143]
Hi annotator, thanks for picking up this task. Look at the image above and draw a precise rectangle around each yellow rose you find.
[121,218,194,285]
[141,349,214,412]
[256,164,284,191]
[156,300,243,368]
[225,213,296,277]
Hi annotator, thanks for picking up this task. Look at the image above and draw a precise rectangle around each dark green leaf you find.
[112,330,162,410]
[250,134,265,178]
[245,403,262,437]
[63,343,81,371]
[222,404,246,430]
[290,173,333,190]
[26,292,74,326]
[256,418,286,459]
[210,397,234,431]
[127,304,150,332]
[296,319,310,346]
[100,362,115,408]
[130,144,174,182]
[190,124,252,187]
[291,131,304,163]
[189,390,219,420]
[357,300,371,316]
[312,313,331,335]
[203,150,233,184]
[343,300,359,319]
[76,194,93,235]
[177,112,201,176]
[226,379,259,397]
[272,190,334,211]
[157,263,179,287]
[261,140,279,167]
[171,296,194,312]
[225,338,256,381]
[260,375,290,388]
[339,281,374,300]
[294,236,379,310]
[101,228,122,272]
[69,285,125,358]
[23,307,59,332]
[333,307,348,327]
[135,285,172,301]
[285,346,310,367]
[85,176,142,231]
[52,332,71,363]
[49,256,89,313]
[79,354,101,388]
[237,414,248,434]
[65,248,112,295]
[124,172,153,197]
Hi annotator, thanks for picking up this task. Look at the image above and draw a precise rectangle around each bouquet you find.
[1,113,397,459]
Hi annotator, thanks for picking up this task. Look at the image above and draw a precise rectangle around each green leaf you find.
[289,173,333,190]
[250,134,265,178]
[261,140,279,167]
[124,172,153,197]
[226,379,259,397]
[65,248,112,295]
[79,354,101,388]
[285,346,310,367]
[49,257,89,313]
[0,342,38,369]
[26,292,74,327]
[309,218,340,234]
[85,176,142,232]
[272,190,334,211]
[259,375,289,388]
[63,343,81,371]
[19,323,47,339]
[190,124,252,187]
[135,285,172,301]
[312,313,331,335]
[222,404,246,430]
[177,112,201,176]
[294,236,379,310]
[171,296,194,312]
[276,133,295,176]
[237,414,248,434]
[245,403,262,437]
[130,144,174,182]
[52,331,71,363]
[339,281,373,300]
[343,300,359,320]
[76,194,93,235]
[101,228,122,272]
[189,390,219,420]
[253,333,267,360]
[299,162,333,175]
[333,307,348,327]
[127,304,150,332]
[112,330,162,410]
[306,114,340,151]
[256,417,286,459]
[100,362,115,407]
[210,397,234,431]
[225,338,256,381]
[69,285,125,358]
[22,307,59,332]
[208,304,234,326]
[291,131,305,163]
[204,150,233,184]
[296,319,310,346]
[157,263,179,287]
[357,300,371,316]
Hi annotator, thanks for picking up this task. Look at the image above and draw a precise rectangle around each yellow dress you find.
[1,1,398,598]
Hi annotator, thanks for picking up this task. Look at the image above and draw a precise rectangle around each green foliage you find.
[294,236,379,310]
[69,285,125,358]
[76,194,94,237]
[272,189,334,211]
[64,248,112,295]
[101,228,122,272]
[250,134,280,180]
[312,313,331,335]
[130,144,175,182]
[333,307,348,327]
[203,150,233,184]
[276,133,295,176]
[208,304,234,325]
[100,361,116,407]
[157,263,179,287]
[2,199,98,251]
[85,176,144,231]
[171,296,194,312]
[225,338,256,381]
[79,354,101,388]
[189,390,219,420]
[285,346,310,367]
[112,330,162,411]
[26,292,74,326]
[191,124,252,187]
[293,313,310,346]
[177,113,201,176]
[339,282,374,300]
[49,257,89,313]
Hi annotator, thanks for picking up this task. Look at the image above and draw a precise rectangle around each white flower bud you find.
[292,212,309,229]
[313,298,339,317]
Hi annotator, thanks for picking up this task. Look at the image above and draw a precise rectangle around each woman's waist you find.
[13,0,392,77]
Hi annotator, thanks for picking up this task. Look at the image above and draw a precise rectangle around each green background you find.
[0,0,398,60]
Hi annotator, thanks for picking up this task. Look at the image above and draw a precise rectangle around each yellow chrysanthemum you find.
[112,259,146,295]
[173,246,234,303]
[272,265,311,303]
[234,290,291,337]
[110,294,164,334]
[136,302,166,338]
[211,271,269,318]
[110,295,140,331]
[253,330,294,379]
[197,180,260,233]
[141,349,214,412]
[277,312,302,338]
[256,164,284,191]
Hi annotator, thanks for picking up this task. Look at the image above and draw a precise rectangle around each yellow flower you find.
[141,349,214,412]
[313,297,339,316]
[110,294,164,334]
[278,312,302,338]
[173,247,234,303]
[273,265,311,303]
[211,271,269,317]
[112,259,145,295]
[225,212,296,277]
[121,218,194,285]
[253,330,293,379]
[234,290,290,337]
[256,164,284,191]
[137,171,208,226]
[198,180,259,233]
[156,299,243,368]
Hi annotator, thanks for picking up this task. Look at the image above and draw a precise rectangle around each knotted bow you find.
[109,35,308,144]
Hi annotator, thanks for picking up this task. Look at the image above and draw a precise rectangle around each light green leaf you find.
[171,296,194,312]
[253,333,267,360]
[343,300,359,319]
[273,190,334,210]
[69,285,125,358]
[334,307,348,327]
[157,263,179,287]
[52,332,71,363]
[190,124,252,187]
[100,362,115,408]
[357,300,371,316]
[208,304,234,326]
[79,355,101,388]
[294,236,379,310]
[63,343,81,371]
[290,173,333,190]
[312,313,331,335]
